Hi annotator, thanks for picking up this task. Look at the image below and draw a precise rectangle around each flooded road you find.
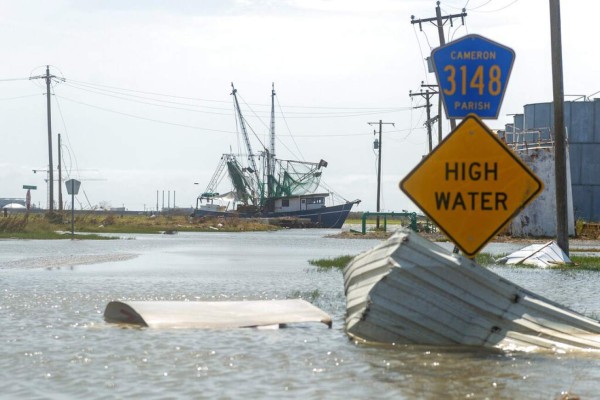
[1,230,599,399]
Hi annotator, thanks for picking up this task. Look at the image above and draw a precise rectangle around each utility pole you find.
[409,89,437,153]
[549,0,569,255]
[58,133,63,211]
[421,83,442,144]
[411,1,467,131]
[368,120,395,230]
[29,65,64,212]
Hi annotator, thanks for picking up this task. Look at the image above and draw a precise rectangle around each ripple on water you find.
[2,232,600,398]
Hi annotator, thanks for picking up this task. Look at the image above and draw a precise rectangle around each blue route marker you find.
[432,34,515,119]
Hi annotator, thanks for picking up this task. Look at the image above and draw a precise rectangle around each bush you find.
[102,214,116,226]
[45,212,64,224]
[0,214,29,232]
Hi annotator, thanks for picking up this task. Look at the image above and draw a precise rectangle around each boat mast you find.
[266,83,277,198]
[230,83,260,194]
[270,83,276,175]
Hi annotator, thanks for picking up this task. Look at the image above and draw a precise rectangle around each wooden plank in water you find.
[104,299,332,329]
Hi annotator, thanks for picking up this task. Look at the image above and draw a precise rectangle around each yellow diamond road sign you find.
[400,115,543,257]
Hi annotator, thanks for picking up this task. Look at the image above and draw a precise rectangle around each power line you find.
[55,94,237,134]
[64,80,407,118]
[469,0,520,12]
[0,77,29,82]
[411,1,467,133]
[65,77,409,112]
[0,94,41,101]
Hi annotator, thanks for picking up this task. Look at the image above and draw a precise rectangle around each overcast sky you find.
[1,0,598,213]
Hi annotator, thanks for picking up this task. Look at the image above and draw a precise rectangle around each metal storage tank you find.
[508,145,574,236]
[524,100,600,222]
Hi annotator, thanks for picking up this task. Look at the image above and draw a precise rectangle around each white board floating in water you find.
[104,299,332,329]
[343,228,600,352]
[496,241,572,268]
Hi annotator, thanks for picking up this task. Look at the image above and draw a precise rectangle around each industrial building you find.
[499,100,600,234]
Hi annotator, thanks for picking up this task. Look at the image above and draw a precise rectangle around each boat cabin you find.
[272,194,328,213]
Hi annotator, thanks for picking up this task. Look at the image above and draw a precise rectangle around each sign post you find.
[23,185,37,210]
[400,34,542,257]
[400,115,543,257]
[431,34,515,120]
[65,179,81,239]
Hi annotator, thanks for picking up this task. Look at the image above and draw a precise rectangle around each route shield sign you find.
[432,34,515,119]
[400,115,543,257]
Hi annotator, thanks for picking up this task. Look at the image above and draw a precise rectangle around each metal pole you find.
[45,65,54,211]
[549,0,569,255]
[71,188,75,239]
[438,101,443,144]
[376,121,382,229]
[425,93,433,153]
[58,133,63,211]
[368,120,394,229]
[435,2,456,131]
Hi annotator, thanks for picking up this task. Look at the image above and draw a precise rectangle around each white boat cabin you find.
[272,193,328,213]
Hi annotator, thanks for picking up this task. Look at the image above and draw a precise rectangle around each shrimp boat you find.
[193,84,360,228]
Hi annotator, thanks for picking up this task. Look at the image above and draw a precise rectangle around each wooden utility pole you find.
[45,66,54,211]
[29,66,64,211]
[411,1,467,131]
[549,0,569,255]
[58,133,63,211]
[368,120,395,229]
[409,89,438,153]
[421,83,442,144]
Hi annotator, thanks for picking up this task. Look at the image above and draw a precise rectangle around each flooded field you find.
[1,230,600,399]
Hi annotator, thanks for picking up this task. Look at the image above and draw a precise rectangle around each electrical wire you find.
[66,78,231,103]
[52,87,80,179]
[0,94,41,101]
[276,94,304,162]
[53,90,95,210]
[55,94,238,134]
[65,80,405,119]
[64,81,235,115]
[467,0,493,11]
[66,77,409,114]
[0,77,30,82]
[469,0,520,13]
[412,25,432,83]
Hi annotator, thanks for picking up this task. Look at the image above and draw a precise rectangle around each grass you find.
[308,255,355,270]
[0,231,114,240]
[308,253,600,272]
[559,255,600,271]
[0,211,278,239]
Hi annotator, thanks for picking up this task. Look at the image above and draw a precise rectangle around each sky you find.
[1,0,598,213]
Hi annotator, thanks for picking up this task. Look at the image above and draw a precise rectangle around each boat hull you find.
[343,228,600,351]
[193,201,358,229]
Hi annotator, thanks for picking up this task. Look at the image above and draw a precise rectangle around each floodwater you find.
[1,229,600,399]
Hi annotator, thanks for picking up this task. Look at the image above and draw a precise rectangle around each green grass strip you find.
[308,255,355,270]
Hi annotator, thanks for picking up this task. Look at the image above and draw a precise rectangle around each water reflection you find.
[1,230,600,398]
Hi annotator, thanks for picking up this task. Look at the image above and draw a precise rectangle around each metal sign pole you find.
[71,189,75,239]
[71,192,75,239]
[65,179,80,239]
